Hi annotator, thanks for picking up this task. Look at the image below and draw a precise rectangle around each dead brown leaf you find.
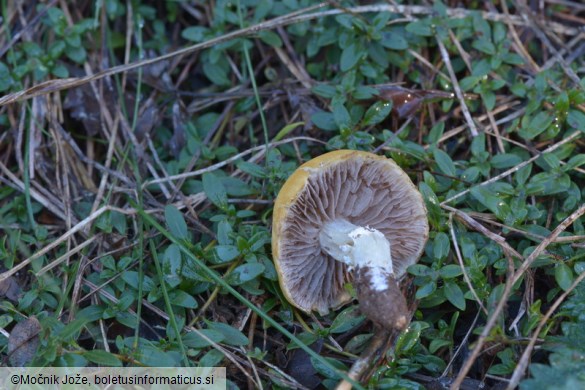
[0,276,22,302]
[8,316,42,367]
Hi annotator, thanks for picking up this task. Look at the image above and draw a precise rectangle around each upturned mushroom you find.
[272,150,428,331]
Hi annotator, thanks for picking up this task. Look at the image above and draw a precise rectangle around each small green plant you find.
[521,281,585,389]
[1,1,585,388]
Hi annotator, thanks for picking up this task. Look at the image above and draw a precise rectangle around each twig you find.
[441,131,581,205]
[451,203,585,389]
[0,3,328,106]
[441,311,480,377]
[0,159,67,221]
[435,37,478,137]
[500,0,541,72]
[443,205,522,259]
[432,100,522,147]
[519,4,583,88]
[0,0,58,58]
[142,136,324,188]
[1,3,580,107]
[34,236,99,277]
[336,330,391,390]
[448,213,488,314]
[374,118,413,153]
[0,206,136,283]
[506,270,585,388]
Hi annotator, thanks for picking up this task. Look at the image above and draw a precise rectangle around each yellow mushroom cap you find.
[272,150,429,315]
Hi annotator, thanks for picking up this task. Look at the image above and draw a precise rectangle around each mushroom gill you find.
[277,154,427,314]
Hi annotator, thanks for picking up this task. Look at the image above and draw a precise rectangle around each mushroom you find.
[272,149,429,331]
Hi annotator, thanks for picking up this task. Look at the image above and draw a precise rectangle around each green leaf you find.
[287,331,320,350]
[481,90,496,111]
[217,220,232,246]
[181,26,208,42]
[110,210,127,234]
[182,329,225,348]
[335,14,354,29]
[428,122,445,144]
[439,264,463,279]
[567,109,585,131]
[311,356,347,379]
[429,339,451,354]
[330,306,366,334]
[76,306,104,322]
[236,161,266,178]
[461,166,480,182]
[207,322,249,346]
[353,86,379,100]
[555,263,573,291]
[572,262,585,276]
[121,271,155,292]
[444,282,466,310]
[525,172,571,195]
[134,344,177,366]
[311,111,338,131]
[433,149,456,177]
[471,132,486,156]
[515,163,532,186]
[406,19,433,36]
[362,101,393,126]
[51,64,69,78]
[471,185,511,220]
[163,244,182,286]
[395,322,425,353]
[83,350,122,366]
[164,205,189,240]
[0,62,14,91]
[502,52,524,65]
[563,154,585,171]
[312,84,337,98]
[332,99,351,129]
[491,153,523,169]
[199,349,225,367]
[202,173,228,208]
[472,38,496,55]
[419,182,442,226]
[416,281,436,299]
[273,121,304,141]
[542,153,561,170]
[258,30,282,47]
[380,31,408,50]
[215,245,240,262]
[409,264,432,277]
[115,312,136,329]
[225,263,265,286]
[433,232,450,260]
[253,0,273,21]
[203,61,230,86]
[168,290,198,308]
[59,318,90,341]
[340,43,361,71]
[459,76,481,91]
[66,45,86,63]
[555,91,570,114]
[519,112,554,140]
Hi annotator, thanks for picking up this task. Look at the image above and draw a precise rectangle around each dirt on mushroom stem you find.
[354,267,409,331]
[319,219,409,331]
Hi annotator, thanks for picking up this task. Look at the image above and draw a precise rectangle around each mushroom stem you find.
[335,329,392,390]
[319,219,408,330]
[336,279,416,390]
[319,219,394,285]
[354,267,409,330]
